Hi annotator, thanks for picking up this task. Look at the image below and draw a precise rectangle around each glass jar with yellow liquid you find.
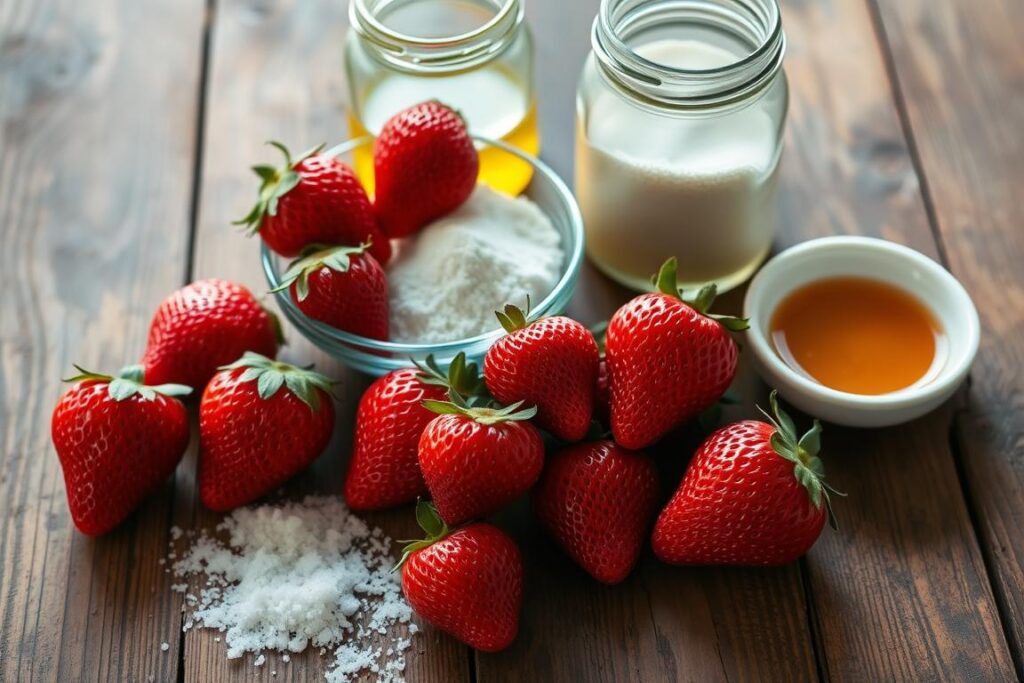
[345,0,538,196]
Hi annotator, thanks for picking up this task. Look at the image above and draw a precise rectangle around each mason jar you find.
[576,0,788,292]
[345,0,537,195]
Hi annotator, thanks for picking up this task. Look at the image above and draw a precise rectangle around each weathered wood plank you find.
[179,0,471,680]
[0,0,205,681]
[872,0,1024,671]
[777,0,1015,679]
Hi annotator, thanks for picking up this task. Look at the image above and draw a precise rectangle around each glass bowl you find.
[262,136,585,376]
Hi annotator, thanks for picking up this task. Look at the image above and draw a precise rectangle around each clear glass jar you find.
[345,0,538,195]
[576,0,788,292]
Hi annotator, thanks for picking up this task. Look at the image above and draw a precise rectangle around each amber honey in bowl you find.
[769,276,948,395]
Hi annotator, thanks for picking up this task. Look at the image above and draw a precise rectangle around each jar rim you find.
[350,0,524,70]
[592,0,786,110]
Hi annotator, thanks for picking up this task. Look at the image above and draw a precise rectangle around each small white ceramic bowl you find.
[743,236,979,427]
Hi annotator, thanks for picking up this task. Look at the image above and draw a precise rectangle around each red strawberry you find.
[236,141,391,263]
[607,258,748,449]
[484,305,599,442]
[594,357,610,426]
[418,397,543,525]
[533,440,658,584]
[399,501,523,652]
[590,321,611,426]
[373,101,479,238]
[198,352,335,511]
[344,354,484,511]
[273,243,389,340]
[51,365,191,535]
[142,278,282,390]
[651,391,839,566]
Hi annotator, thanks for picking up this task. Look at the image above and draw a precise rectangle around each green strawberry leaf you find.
[108,378,139,401]
[421,397,538,425]
[651,257,682,299]
[119,364,145,383]
[760,390,844,527]
[234,140,326,235]
[63,364,193,402]
[270,243,370,302]
[394,501,451,572]
[494,297,532,334]
[149,383,192,397]
[413,352,487,399]
[226,352,335,412]
[257,370,285,400]
[416,500,446,539]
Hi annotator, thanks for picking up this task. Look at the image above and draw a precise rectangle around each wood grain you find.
[0,0,205,680]
[178,0,471,680]
[871,0,1024,672]
[773,0,1016,679]
[2,0,1022,680]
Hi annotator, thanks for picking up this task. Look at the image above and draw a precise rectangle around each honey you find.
[769,277,946,395]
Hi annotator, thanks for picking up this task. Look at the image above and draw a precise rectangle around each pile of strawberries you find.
[348,258,841,653]
[50,101,479,534]
[246,101,480,340]
[50,277,337,533]
[50,98,841,657]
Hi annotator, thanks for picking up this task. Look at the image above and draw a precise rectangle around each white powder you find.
[576,38,783,292]
[387,185,564,343]
[169,496,414,683]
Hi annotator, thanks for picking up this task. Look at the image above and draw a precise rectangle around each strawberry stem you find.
[413,352,486,399]
[271,242,371,302]
[494,295,533,334]
[62,364,192,402]
[758,390,844,529]
[394,500,450,572]
[649,258,750,331]
[652,258,683,299]
[422,393,537,425]
[234,140,326,235]
[220,351,336,411]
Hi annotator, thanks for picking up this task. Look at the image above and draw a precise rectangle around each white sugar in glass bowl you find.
[262,136,584,377]
[743,236,979,427]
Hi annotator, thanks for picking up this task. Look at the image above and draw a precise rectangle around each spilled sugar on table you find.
[1,0,1022,681]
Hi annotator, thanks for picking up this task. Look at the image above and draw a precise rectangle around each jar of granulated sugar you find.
[576,0,788,292]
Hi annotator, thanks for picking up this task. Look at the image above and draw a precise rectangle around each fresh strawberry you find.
[594,357,610,426]
[51,365,191,535]
[198,352,335,511]
[272,243,389,340]
[344,354,484,511]
[236,141,391,263]
[399,501,523,652]
[590,321,611,426]
[651,391,840,566]
[373,101,479,238]
[142,278,282,390]
[533,440,658,584]
[606,258,748,449]
[418,396,543,525]
[484,305,599,442]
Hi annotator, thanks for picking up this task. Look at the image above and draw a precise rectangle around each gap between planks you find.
[174,0,218,680]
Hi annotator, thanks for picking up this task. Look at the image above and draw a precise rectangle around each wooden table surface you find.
[2,0,1023,681]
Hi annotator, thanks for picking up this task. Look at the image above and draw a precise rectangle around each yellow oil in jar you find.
[349,65,539,196]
